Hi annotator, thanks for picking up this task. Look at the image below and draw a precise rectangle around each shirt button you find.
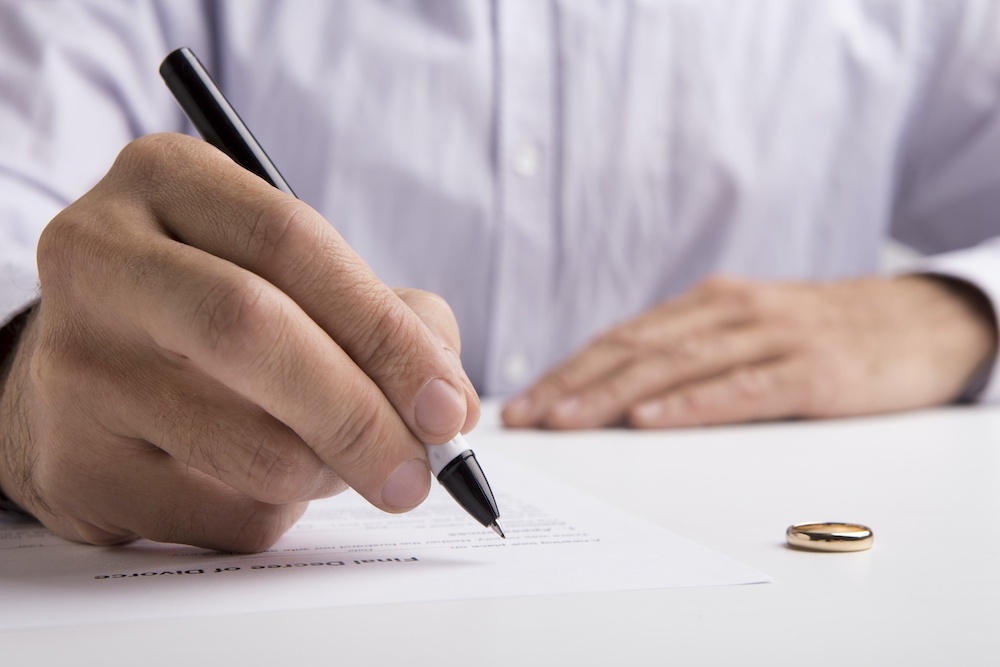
[510,142,541,177]
[501,351,531,385]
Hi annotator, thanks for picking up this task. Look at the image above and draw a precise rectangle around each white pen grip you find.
[425,433,471,476]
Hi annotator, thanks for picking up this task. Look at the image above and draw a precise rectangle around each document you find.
[0,457,769,630]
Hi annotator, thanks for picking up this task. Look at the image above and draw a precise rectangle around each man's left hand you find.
[502,275,998,429]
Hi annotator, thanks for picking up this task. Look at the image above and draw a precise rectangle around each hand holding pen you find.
[160,47,503,537]
[0,50,491,552]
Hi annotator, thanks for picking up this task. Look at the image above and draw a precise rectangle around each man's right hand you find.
[0,133,479,552]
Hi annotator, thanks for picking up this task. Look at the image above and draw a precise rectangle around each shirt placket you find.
[487,0,557,395]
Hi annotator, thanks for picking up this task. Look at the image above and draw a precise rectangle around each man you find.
[1,0,997,551]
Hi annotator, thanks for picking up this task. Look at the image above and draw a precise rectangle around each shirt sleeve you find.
[891,0,1000,402]
[0,0,212,325]
[909,242,1000,403]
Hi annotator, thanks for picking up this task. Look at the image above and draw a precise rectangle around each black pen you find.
[159,47,504,538]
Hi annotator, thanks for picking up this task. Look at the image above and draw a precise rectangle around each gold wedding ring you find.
[785,522,874,552]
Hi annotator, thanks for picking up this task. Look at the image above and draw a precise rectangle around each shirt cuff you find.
[911,239,1000,403]
[0,496,34,523]
[0,262,39,328]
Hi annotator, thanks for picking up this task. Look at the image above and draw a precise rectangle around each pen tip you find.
[491,521,506,539]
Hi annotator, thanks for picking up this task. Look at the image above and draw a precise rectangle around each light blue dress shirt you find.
[2,0,1000,398]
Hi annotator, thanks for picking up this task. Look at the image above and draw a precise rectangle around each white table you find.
[5,402,999,666]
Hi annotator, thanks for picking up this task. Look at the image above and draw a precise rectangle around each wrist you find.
[906,275,999,401]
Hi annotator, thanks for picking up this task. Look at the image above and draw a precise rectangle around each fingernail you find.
[382,458,430,510]
[414,378,464,437]
[503,395,535,423]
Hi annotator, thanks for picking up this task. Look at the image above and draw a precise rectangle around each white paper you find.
[0,457,769,629]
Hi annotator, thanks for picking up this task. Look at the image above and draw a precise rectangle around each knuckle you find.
[600,326,642,351]
[110,134,180,190]
[111,135,161,175]
[679,387,712,415]
[71,522,135,547]
[538,366,578,399]
[397,289,460,340]
[191,275,279,366]
[661,338,702,365]
[596,323,659,362]
[111,134,226,211]
[36,216,71,285]
[39,181,157,304]
[664,388,712,424]
[404,289,453,316]
[143,505,183,545]
[227,504,303,553]
[244,437,323,505]
[592,377,632,413]
[351,294,424,377]
[320,397,395,475]
[724,284,760,314]
[143,503,197,549]
[699,274,744,297]
[36,211,99,291]
[701,275,764,314]
[602,377,629,404]
[599,311,674,352]
[729,365,770,399]
[241,197,304,266]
